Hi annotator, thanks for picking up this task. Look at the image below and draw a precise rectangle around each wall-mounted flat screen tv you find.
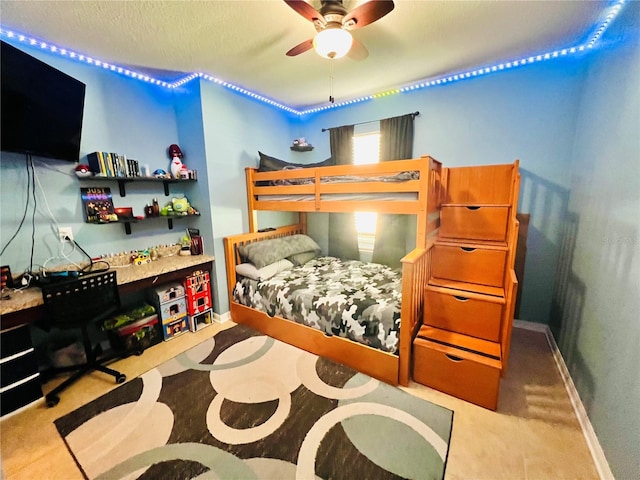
[1,40,86,162]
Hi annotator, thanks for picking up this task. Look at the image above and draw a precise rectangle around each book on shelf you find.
[98,152,107,175]
[86,151,141,178]
[81,187,117,223]
[86,152,102,175]
[87,151,108,176]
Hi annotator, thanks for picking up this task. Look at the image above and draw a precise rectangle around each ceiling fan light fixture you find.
[313,27,353,59]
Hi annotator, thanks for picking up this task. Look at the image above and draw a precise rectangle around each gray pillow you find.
[238,234,321,269]
[287,250,319,266]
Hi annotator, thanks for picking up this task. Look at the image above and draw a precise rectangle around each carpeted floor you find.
[55,324,453,480]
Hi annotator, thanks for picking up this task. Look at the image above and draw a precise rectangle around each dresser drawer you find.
[440,205,510,242]
[432,243,506,288]
[1,324,33,358]
[0,375,42,416]
[412,336,501,410]
[0,349,39,388]
[424,286,503,342]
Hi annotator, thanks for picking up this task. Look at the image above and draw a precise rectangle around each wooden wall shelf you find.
[80,176,196,197]
[95,214,200,235]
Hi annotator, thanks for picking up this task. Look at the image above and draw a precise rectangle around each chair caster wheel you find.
[46,395,59,408]
[116,374,126,384]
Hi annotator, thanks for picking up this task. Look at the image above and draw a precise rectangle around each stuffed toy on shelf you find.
[168,144,185,179]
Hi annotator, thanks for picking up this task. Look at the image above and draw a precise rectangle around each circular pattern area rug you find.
[55,324,453,479]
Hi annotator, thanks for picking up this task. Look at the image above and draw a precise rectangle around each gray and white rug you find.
[55,324,453,479]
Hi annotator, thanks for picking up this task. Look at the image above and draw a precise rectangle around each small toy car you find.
[131,251,151,266]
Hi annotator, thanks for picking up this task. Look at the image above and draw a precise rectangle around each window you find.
[353,132,380,255]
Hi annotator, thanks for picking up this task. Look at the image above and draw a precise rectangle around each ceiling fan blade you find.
[284,0,323,22]
[343,0,394,30]
[348,37,369,61]
[286,38,314,56]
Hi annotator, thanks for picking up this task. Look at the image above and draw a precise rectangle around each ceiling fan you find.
[284,0,395,60]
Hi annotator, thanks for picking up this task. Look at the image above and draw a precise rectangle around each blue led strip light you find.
[0,0,627,116]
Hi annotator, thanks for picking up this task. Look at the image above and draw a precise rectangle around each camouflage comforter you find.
[233,256,401,354]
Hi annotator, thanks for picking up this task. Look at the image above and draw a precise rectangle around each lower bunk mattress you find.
[233,256,402,354]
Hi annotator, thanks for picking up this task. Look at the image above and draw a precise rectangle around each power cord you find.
[0,155,34,260]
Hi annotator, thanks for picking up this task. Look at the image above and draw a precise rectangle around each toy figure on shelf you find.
[74,164,92,178]
[168,143,185,179]
[159,195,199,216]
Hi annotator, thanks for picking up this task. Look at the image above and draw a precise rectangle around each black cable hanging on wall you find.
[321,111,420,132]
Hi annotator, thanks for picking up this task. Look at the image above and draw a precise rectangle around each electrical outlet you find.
[58,227,73,242]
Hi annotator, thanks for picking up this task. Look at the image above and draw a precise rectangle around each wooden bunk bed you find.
[224,155,442,386]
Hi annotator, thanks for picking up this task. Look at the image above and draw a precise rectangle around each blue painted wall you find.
[299,56,587,326]
[554,3,639,478]
[1,11,638,476]
[196,79,299,313]
[0,44,195,280]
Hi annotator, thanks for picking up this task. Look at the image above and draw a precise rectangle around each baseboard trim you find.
[513,320,614,480]
[213,311,231,324]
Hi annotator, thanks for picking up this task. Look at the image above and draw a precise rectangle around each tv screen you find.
[1,41,86,162]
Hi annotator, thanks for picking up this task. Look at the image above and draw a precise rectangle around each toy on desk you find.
[131,249,151,266]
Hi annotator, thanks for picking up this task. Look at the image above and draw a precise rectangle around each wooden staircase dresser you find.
[412,161,521,410]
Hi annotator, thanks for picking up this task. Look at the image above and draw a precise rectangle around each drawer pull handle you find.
[453,296,469,302]
[461,247,476,252]
[466,206,481,211]
[445,354,463,362]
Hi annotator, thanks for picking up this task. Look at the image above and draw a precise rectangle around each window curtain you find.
[328,125,359,259]
[371,114,415,268]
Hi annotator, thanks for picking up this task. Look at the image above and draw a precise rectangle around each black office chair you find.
[40,270,127,407]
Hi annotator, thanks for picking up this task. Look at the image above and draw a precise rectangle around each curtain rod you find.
[321,111,420,132]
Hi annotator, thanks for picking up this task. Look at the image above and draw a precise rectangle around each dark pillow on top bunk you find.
[238,234,322,269]
[258,151,334,172]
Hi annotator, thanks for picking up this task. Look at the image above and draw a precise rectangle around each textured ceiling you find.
[0,0,610,109]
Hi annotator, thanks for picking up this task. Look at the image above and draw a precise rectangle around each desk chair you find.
[41,270,126,407]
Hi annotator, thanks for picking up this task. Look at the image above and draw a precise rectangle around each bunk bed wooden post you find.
[245,167,258,233]
[398,247,429,385]
[223,236,239,310]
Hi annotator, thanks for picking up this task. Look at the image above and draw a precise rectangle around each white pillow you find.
[236,259,294,281]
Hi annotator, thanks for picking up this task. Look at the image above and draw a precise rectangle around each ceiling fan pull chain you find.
[329,59,335,103]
